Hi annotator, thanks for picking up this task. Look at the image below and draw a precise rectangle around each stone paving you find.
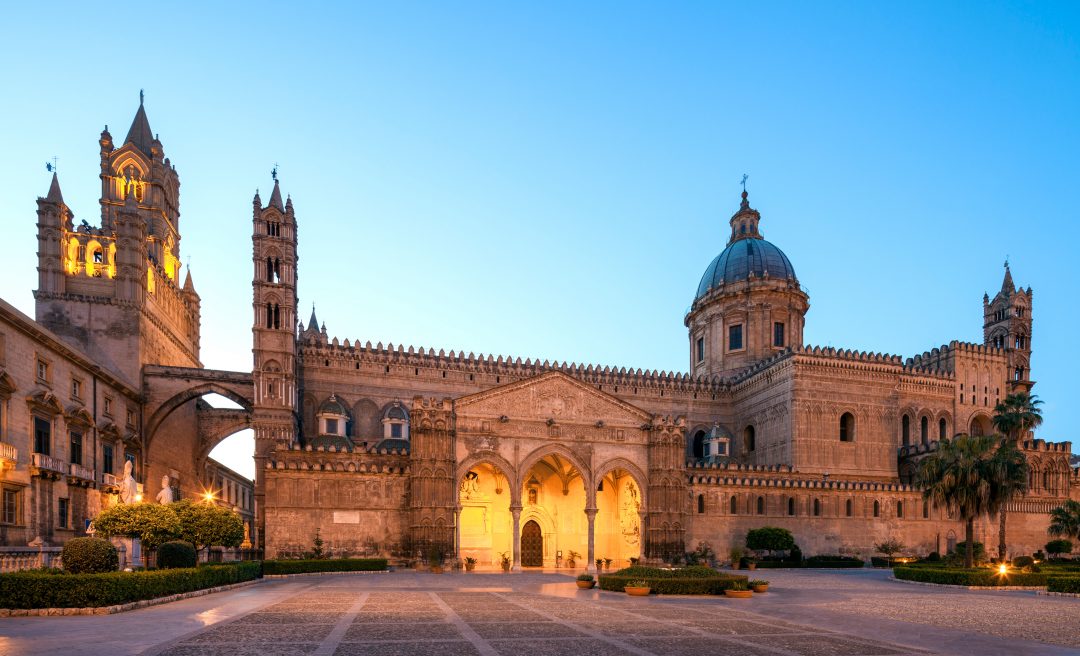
[0,570,1077,656]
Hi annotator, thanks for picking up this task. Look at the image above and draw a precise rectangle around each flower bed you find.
[598,566,747,595]
[893,566,1047,587]
[0,562,261,609]
[262,558,387,575]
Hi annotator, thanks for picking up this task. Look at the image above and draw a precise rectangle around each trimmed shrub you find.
[804,555,864,568]
[158,541,197,569]
[61,538,119,574]
[1012,556,1035,569]
[893,566,1048,587]
[1047,576,1080,594]
[598,565,746,595]
[1046,539,1073,557]
[746,527,795,553]
[0,562,261,609]
[262,558,387,575]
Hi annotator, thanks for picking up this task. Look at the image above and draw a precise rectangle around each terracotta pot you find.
[747,563,757,571]
[625,586,651,597]
[725,589,753,598]
[576,580,595,589]
[465,564,475,572]
[431,566,444,574]
[752,585,769,593]
[501,564,511,573]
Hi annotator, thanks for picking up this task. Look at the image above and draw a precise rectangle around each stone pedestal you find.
[111,536,142,569]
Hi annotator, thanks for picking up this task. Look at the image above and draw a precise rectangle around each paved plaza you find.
[1,569,1077,656]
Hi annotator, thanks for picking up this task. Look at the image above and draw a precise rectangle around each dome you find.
[318,394,349,417]
[695,237,797,301]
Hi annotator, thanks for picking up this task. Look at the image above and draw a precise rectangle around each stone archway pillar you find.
[585,507,598,573]
[454,505,462,562]
[511,504,523,571]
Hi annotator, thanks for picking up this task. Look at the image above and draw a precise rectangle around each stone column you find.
[510,505,522,571]
[454,505,462,562]
[585,507,598,573]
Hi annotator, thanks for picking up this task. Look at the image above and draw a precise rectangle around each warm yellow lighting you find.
[203,491,216,503]
[997,564,1009,576]
[134,493,143,503]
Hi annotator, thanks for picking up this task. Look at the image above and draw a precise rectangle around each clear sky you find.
[2,2,1078,480]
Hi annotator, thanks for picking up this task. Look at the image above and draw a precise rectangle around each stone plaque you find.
[333,510,360,524]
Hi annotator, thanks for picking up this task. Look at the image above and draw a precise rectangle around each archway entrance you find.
[458,462,512,568]
[521,520,543,567]
[520,453,586,568]
[595,467,643,568]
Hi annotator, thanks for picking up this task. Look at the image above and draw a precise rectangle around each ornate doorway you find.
[521,520,543,567]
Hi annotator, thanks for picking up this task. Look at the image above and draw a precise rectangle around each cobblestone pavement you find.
[0,570,1076,656]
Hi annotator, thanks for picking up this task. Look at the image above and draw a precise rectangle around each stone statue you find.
[119,460,139,504]
[156,474,174,504]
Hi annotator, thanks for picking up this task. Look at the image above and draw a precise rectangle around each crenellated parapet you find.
[267,441,410,474]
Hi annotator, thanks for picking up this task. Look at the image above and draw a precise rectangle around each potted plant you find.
[427,546,445,574]
[576,573,595,589]
[724,580,753,598]
[730,546,745,569]
[740,556,757,571]
[604,558,613,570]
[499,551,512,573]
[464,556,477,572]
[629,557,640,566]
[566,550,581,568]
[625,579,651,596]
[595,558,604,571]
[749,579,769,593]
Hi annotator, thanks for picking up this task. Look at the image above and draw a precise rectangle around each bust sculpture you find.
[156,474,175,504]
[119,460,139,504]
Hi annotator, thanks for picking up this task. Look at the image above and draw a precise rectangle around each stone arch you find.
[352,399,381,440]
[518,444,591,500]
[145,382,253,450]
[968,413,992,437]
[457,451,519,507]
[592,457,648,509]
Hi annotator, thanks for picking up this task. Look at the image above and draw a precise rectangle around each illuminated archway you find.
[519,453,587,568]
[593,464,644,568]
[457,461,512,568]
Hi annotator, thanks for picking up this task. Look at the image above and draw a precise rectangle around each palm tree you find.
[1049,500,1080,541]
[916,434,1028,568]
[991,393,1043,559]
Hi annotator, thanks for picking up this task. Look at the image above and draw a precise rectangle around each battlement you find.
[1021,439,1073,454]
[685,461,916,492]
[267,441,410,476]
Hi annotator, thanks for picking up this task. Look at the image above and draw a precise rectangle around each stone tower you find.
[34,99,200,384]
[251,179,299,547]
[685,191,809,377]
[983,262,1033,392]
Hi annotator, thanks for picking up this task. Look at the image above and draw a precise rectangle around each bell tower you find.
[251,178,299,547]
[983,262,1033,392]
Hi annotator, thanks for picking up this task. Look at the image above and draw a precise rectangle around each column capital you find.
[584,507,598,518]
[509,504,523,513]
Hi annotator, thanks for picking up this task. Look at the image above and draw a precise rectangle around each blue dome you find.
[695,238,797,300]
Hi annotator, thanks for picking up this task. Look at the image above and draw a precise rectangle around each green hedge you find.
[803,555,864,568]
[262,558,387,575]
[0,562,261,609]
[598,566,746,595]
[1047,576,1080,594]
[893,566,1048,587]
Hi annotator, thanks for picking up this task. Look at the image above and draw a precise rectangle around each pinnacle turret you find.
[1001,261,1015,294]
[268,180,284,211]
[124,95,154,155]
[45,172,65,205]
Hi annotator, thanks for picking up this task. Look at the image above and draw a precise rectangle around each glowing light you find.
[997,564,1009,576]
[134,493,143,503]
[203,491,216,503]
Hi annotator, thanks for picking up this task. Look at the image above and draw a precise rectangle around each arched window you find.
[938,418,947,440]
[839,412,855,442]
[813,498,821,517]
[845,499,853,517]
[897,501,904,518]
[730,495,738,515]
[787,497,796,516]
[756,496,765,515]
[697,494,705,514]
[920,416,929,445]
[902,415,910,446]
[923,501,929,519]
[744,426,756,452]
[873,500,880,518]
[692,430,706,459]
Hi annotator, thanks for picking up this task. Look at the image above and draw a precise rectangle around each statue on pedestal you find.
[119,460,139,504]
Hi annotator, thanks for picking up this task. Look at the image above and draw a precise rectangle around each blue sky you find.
[2,2,1077,479]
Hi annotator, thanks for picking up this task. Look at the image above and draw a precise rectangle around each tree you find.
[916,435,1027,568]
[991,393,1042,560]
[93,502,180,550]
[1048,500,1080,541]
[170,500,244,555]
[1045,539,1073,559]
[874,538,906,566]
[745,527,796,556]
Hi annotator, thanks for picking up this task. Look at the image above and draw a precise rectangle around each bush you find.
[1047,576,1080,594]
[262,558,387,575]
[1012,556,1035,569]
[93,503,181,550]
[746,527,795,553]
[61,538,119,574]
[171,500,245,552]
[598,565,746,595]
[1046,539,1073,557]
[0,563,261,609]
[949,541,986,565]
[803,555,864,568]
[893,566,1048,587]
[158,541,197,569]
[576,573,594,582]
[926,552,941,562]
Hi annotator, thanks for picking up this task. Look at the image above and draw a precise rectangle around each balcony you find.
[101,472,120,493]
[30,452,66,479]
[0,442,16,471]
[68,462,96,487]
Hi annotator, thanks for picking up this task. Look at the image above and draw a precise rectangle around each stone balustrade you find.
[30,452,66,478]
[69,462,95,483]
[0,546,63,573]
[0,441,16,464]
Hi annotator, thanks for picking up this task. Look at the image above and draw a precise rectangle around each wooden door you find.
[521,520,543,567]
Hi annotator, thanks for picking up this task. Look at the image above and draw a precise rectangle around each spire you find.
[308,304,318,331]
[1001,260,1014,294]
[45,172,65,205]
[268,179,284,211]
[124,93,154,155]
[182,267,196,293]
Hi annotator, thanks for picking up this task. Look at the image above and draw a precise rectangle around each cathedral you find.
[0,101,1075,570]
